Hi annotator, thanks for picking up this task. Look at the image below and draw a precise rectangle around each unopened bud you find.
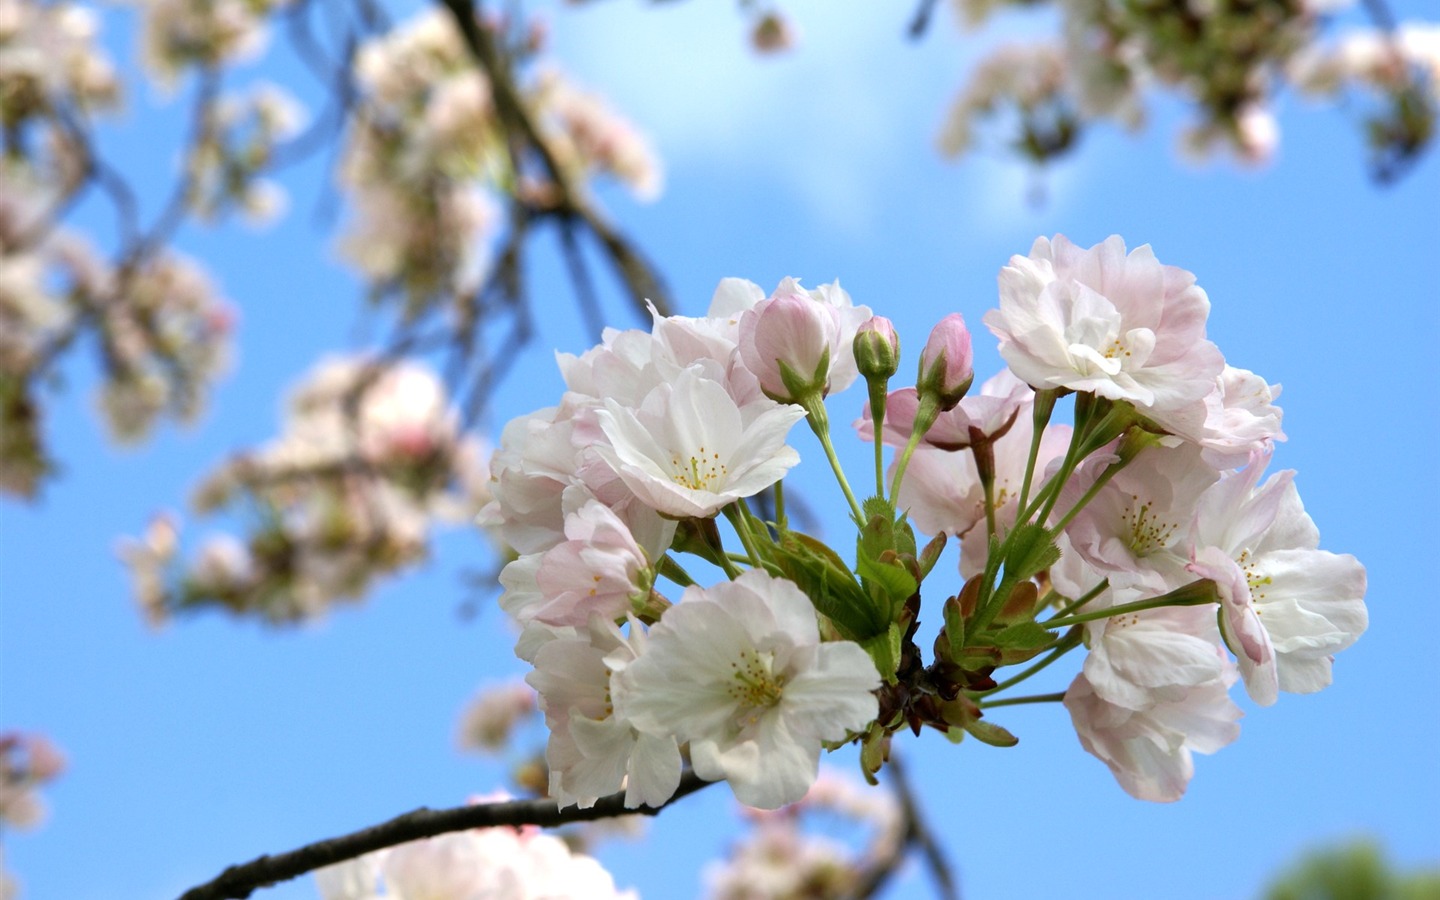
[853,316,900,382]
[738,292,836,403]
[916,313,974,411]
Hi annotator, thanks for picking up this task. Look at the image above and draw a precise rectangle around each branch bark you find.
[177,770,714,900]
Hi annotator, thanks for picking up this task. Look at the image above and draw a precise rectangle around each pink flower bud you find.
[917,313,974,410]
[738,293,836,402]
[853,316,900,382]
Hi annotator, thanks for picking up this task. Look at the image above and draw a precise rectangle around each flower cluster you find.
[1290,22,1440,178]
[936,0,1438,170]
[704,770,903,900]
[937,44,1088,163]
[486,234,1366,812]
[120,357,492,623]
[0,731,66,900]
[0,0,120,124]
[339,9,660,314]
[189,83,306,225]
[133,0,289,87]
[1,174,234,496]
[315,810,636,900]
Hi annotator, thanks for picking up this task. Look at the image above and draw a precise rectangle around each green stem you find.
[979,691,1066,709]
[1048,456,1129,535]
[982,474,998,542]
[722,504,763,569]
[801,396,864,524]
[868,381,888,500]
[1015,389,1057,517]
[888,392,941,505]
[1043,581,1217,630]
[1053,579,1110,619]
[657,554,697,588]
[773,481,787,532]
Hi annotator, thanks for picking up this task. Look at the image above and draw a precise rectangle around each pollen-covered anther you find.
[1123,495,1177,557]
[669,448,729,491]
[726,649,785,710]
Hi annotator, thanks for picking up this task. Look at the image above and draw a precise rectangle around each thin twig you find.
[908,0,942,39]
[557,213,605,341]
[177,770,715,900]
[115,68,221,269]
[853,753,959,900]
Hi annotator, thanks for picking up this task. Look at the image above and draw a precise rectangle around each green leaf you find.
[991,621,1054,650]
[942,594,966,661]
[856,554,917,607]
[964,718,1020,747]
[862,495,895,524]
[894,514,918,558]
[1003,523,1061,584]
[772,532,882,640]
[917,532,946,580]
[859,623,903,682]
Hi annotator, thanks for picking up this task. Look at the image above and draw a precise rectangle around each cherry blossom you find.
[986,234,1224,436]
[615,571,880,810]
[592,369,806,519]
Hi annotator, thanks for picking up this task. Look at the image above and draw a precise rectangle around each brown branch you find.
[434,0,674,317]
[177,769,715,900]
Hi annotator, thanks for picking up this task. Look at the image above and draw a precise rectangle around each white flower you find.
[1065,670,1242,802]
[1192,365,1286,469]
[531,500,659,627]
[1058,441,1220,594]
[1187,452,1368,704]
[985,235,1224,436]
[593,369,806,519]
[527,616,682,810]
[615,570,880,809]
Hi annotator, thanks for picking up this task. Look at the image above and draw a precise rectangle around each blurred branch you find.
[122,68,222,265]
[176,769,714,900]
[854,753,959,900]
[435,0,674,317]
[908,0,942,39]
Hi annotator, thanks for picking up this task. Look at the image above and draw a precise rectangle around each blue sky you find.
[2,1,1438,898]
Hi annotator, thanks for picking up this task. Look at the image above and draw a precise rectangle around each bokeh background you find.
[3,0,1438,897]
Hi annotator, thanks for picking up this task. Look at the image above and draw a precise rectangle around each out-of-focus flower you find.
[123,357,491,623]
[315,815,638,899]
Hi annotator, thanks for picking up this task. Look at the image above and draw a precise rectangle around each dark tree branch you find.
[434,0,674,318]
[177,770,715,900]
[557,213,605,341]
[908,0,942,39]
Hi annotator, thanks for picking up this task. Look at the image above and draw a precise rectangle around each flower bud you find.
[853,316,900,382]
[916,313,974,411]
[738,292,836,403]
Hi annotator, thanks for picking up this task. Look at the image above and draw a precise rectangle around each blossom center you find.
[727,648,785,719]
[1236,549,1273,607]
[669,444,728,491]
[1122,495,1176,557]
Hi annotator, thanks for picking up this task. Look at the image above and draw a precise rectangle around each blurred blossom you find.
[314,815,637,899]
[705,770,904,899]
[133,0,289,87]
[122,357,493,623]
[457,680,538,754]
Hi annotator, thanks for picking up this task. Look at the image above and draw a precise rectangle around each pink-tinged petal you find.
[1189,546,1277,706]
